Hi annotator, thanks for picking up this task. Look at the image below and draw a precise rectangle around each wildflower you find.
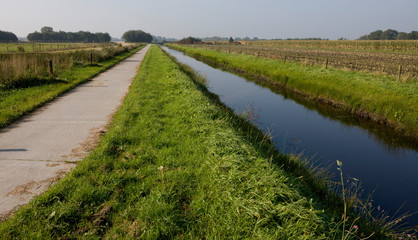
[353,225,358,230]
[158,166,164,171]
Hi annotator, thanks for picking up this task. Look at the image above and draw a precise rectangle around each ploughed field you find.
[187,40,418,79]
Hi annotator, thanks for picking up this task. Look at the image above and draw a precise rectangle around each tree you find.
[122,30,153,43]
[408,31,418,40]
[381,29,398,40]
[229,37,234,43]
[41,26,53,34]
[368,30,382,40]
[358,29,417,40]
[95,32,111,43]
[176,37,201,44]
[27,31,42,41]
[396,32,409,40]
[27,27,111,43]
[0,30,18,42]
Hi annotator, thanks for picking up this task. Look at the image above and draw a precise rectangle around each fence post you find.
[90,52,93,65]
[48,60,53,76]
[398,65,402,81]
[325,58,329,69]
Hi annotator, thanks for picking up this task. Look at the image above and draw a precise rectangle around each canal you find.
[163,47,418,227]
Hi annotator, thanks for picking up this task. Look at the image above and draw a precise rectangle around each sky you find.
[1,0,417,40]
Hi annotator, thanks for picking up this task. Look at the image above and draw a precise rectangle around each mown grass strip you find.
[0,45,145,128]
[0,45,396,239]
[166,44,418,139]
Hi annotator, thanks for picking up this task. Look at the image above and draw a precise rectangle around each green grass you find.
[0,45,397,239]
[166,44,418,139]
[0,45,145,128]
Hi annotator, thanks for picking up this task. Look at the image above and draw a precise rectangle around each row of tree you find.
[27,27,111,43]
[358,29,418,40]
[0,30,18,42]
[176,37,202,44]
[122,30,153,43]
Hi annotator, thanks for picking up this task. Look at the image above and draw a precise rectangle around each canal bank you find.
[163,46,418,229]
[167,44,418,140]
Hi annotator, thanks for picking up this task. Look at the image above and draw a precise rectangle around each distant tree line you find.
[27,27,111,43]
[202,36,261,41]
[152,35,177,43]
[0,30,18,42]
[275,38,327,41]
[176,37,202,44]
[122,30,153,43]
[358,29,418,40]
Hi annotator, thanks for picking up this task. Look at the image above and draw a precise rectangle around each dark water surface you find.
[163,47,418,226]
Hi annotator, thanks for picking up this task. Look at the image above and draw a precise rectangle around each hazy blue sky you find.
[1,0,417,40]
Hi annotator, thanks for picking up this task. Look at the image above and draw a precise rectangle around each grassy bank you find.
[0,44,145,128]
[184,43,418,78]
[0,45,396,239]
[166,44,418,139]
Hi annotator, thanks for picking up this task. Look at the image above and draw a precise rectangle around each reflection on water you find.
[163,47,418,227]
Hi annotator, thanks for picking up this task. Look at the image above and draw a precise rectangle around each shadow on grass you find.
[0,78,69,90]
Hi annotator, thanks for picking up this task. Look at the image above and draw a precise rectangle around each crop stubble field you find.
[189,40,418,79]
[0,43,139,88]
[0,42,102,53]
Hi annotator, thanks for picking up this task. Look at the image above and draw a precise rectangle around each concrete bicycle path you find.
[0,45,150,219]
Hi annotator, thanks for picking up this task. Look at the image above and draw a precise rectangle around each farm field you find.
[0,43,139,88]
[167,43,418,138]
[188,40,418,79]
[0,43,144,128]
[0,45,395,239]
[0,42,105,53]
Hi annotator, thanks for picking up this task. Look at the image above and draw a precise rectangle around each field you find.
[0,45,395,239]
[188,40,418,79]
[245,40,418,52]
[167,44,418,138]
[0,43,138,88]
[0,44,144,128]
[0,42,104,53]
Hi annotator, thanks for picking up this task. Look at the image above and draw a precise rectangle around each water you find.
[163,47,418,227]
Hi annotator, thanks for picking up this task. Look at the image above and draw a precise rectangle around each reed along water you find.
[163,47,418,227]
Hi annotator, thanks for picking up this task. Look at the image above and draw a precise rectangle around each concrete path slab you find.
[0,45,150,219]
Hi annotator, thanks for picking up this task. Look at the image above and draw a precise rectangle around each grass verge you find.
[0,45,145,128]
[166,44,418,139]
[0,45,399,239]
